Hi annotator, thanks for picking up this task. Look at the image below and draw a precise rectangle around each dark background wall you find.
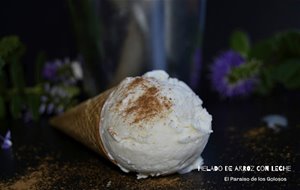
[203,0,300,64]
[0,0,76,62]
[1,0,300,87]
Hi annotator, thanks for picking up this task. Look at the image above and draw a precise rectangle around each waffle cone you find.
[50,88,115,162]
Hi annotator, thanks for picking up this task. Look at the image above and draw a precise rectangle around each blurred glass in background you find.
[68,0,206,96]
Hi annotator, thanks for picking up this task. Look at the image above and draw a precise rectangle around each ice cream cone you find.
[50,88,115,162]
[50,70,213,178]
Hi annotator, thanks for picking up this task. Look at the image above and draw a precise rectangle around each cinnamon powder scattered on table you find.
[0,146,187,190]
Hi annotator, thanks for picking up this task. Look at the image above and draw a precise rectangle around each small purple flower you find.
[47,103,55,114]
[210,50,256,97]
[40,57,83,117]
[0,130,12,149]
[39,103,46,114]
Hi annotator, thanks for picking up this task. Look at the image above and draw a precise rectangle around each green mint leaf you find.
[273,59,300,89]
[257,68,275,95]
[273,31,300,60]
[230,30,250,57]
[10,56,25,90]
[250,30,300,65]
[0,36,25,60]
[63,86,80,97]
[227,59,261,84]
[249,38,275,64]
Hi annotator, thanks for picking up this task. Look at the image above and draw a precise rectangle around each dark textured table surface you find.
[0,93,299,189]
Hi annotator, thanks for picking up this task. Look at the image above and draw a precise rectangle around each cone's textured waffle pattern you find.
[50,88,115,160]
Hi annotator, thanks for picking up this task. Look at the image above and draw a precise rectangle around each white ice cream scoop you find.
[100,70,213,178]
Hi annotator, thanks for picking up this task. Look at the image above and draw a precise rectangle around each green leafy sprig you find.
[0,36,42,120]
[0,35,82,122]
[229,29,300,95]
